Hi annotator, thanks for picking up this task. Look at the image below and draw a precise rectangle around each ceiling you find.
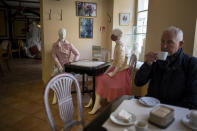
[0,0,40,19]
[0,0,40,9]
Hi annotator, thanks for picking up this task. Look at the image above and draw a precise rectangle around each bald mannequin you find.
[59,28,66,43]
[52,28,80,104]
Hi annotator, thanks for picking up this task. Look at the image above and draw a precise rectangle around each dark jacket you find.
[135,48,197,109]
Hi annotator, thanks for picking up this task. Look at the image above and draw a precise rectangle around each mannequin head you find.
[111,28,123,41]
[58,28,66,42]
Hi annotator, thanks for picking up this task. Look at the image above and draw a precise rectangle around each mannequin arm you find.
[70,43,80,62]
[104,65,113,74]
[52,46,63,71]
[108,66,120,77]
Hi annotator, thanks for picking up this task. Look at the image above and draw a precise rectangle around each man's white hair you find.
[163,26,183,42]
[112,28,123,39]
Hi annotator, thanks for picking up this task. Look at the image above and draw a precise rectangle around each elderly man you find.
[135,26,197,109]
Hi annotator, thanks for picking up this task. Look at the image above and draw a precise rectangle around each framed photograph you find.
[119,13,130,26]
[76,1,96,17]
[79,18,93,38]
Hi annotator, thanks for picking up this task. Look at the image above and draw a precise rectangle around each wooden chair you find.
[11,40,22,58]
[129,54,137,77]
[0,40,12,75]
[44,73,85,131]
[128,53,137,96]
[92,45,101,61]
[92,45,110,62]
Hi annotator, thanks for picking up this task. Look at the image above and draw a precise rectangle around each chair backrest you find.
[92,45,110,62]
[92,45,101,61]
[101,48,110,62]
[128,53,137,83]
[44,73,85,131]
[0,40,12,59]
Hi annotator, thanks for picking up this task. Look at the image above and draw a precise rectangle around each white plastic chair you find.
[44,73,85,131]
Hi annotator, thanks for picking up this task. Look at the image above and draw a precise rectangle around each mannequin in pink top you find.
[86,28,131,114]
[52,28,80,104]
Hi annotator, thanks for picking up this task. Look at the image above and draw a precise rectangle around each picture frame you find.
[119,13,130,26]
[13,19,26,38]
[79,18,93,39]
[76,1,96,17]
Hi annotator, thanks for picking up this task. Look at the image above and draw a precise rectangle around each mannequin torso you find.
[52,28,80,72]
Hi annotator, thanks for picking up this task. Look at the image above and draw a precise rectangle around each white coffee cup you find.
[135,120,148,131]
[157,52,168,61]
[189,110,197,127]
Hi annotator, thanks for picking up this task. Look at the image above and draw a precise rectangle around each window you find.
[136,0,149,34]
[135,0,149,60]
[124,0,149,61]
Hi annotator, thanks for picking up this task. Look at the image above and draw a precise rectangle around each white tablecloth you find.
[71,60,105,67]
[103,99,190,131]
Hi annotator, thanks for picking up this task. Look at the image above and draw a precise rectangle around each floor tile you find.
[0,110,28,126]
[12,116,45,131]
[0,59,104,130]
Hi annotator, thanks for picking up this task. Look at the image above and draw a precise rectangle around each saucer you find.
[139,97,160,107]
[182,115,197,130]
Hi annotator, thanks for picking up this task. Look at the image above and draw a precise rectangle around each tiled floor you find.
[0,59,108,131]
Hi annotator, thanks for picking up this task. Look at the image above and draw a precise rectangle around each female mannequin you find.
[52,28,80,104]
[86,28,131,114]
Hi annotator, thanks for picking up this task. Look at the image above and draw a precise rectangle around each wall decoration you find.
[76,1,96,17]
[13,19,26,38]
[79,18,93,38]
[119,13,130,26]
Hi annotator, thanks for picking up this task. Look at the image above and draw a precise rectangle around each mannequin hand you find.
[107,72,114,77]
[59,67,63,72]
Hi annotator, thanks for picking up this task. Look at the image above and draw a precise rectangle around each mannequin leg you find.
[52,92,57,104]
[88,93,101,114]
[85,98,92,108]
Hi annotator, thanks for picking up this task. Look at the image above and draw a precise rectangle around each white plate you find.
[139,97,160,107]
[182,115,197,130]
[110,111,136,126]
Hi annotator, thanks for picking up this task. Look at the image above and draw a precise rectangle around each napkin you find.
[116,109,132,123]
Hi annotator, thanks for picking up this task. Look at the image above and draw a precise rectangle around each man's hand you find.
[145,52,157,66]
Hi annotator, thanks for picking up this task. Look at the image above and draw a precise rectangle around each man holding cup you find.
[135,26,197,109]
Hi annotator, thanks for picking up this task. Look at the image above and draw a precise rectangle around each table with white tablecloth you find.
[64,60,110,107]
[103,99,190,131]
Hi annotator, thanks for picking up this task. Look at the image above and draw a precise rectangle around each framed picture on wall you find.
[119,13,130,26]
[13,19,26,38]
[79,18,93,38]
[76,1,96,17]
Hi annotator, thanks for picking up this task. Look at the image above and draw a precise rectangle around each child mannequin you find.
[52,28,80,104]
[86,28,131,114]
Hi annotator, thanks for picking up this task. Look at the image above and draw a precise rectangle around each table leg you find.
[92,76,95,108]
[82,74,85,95]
